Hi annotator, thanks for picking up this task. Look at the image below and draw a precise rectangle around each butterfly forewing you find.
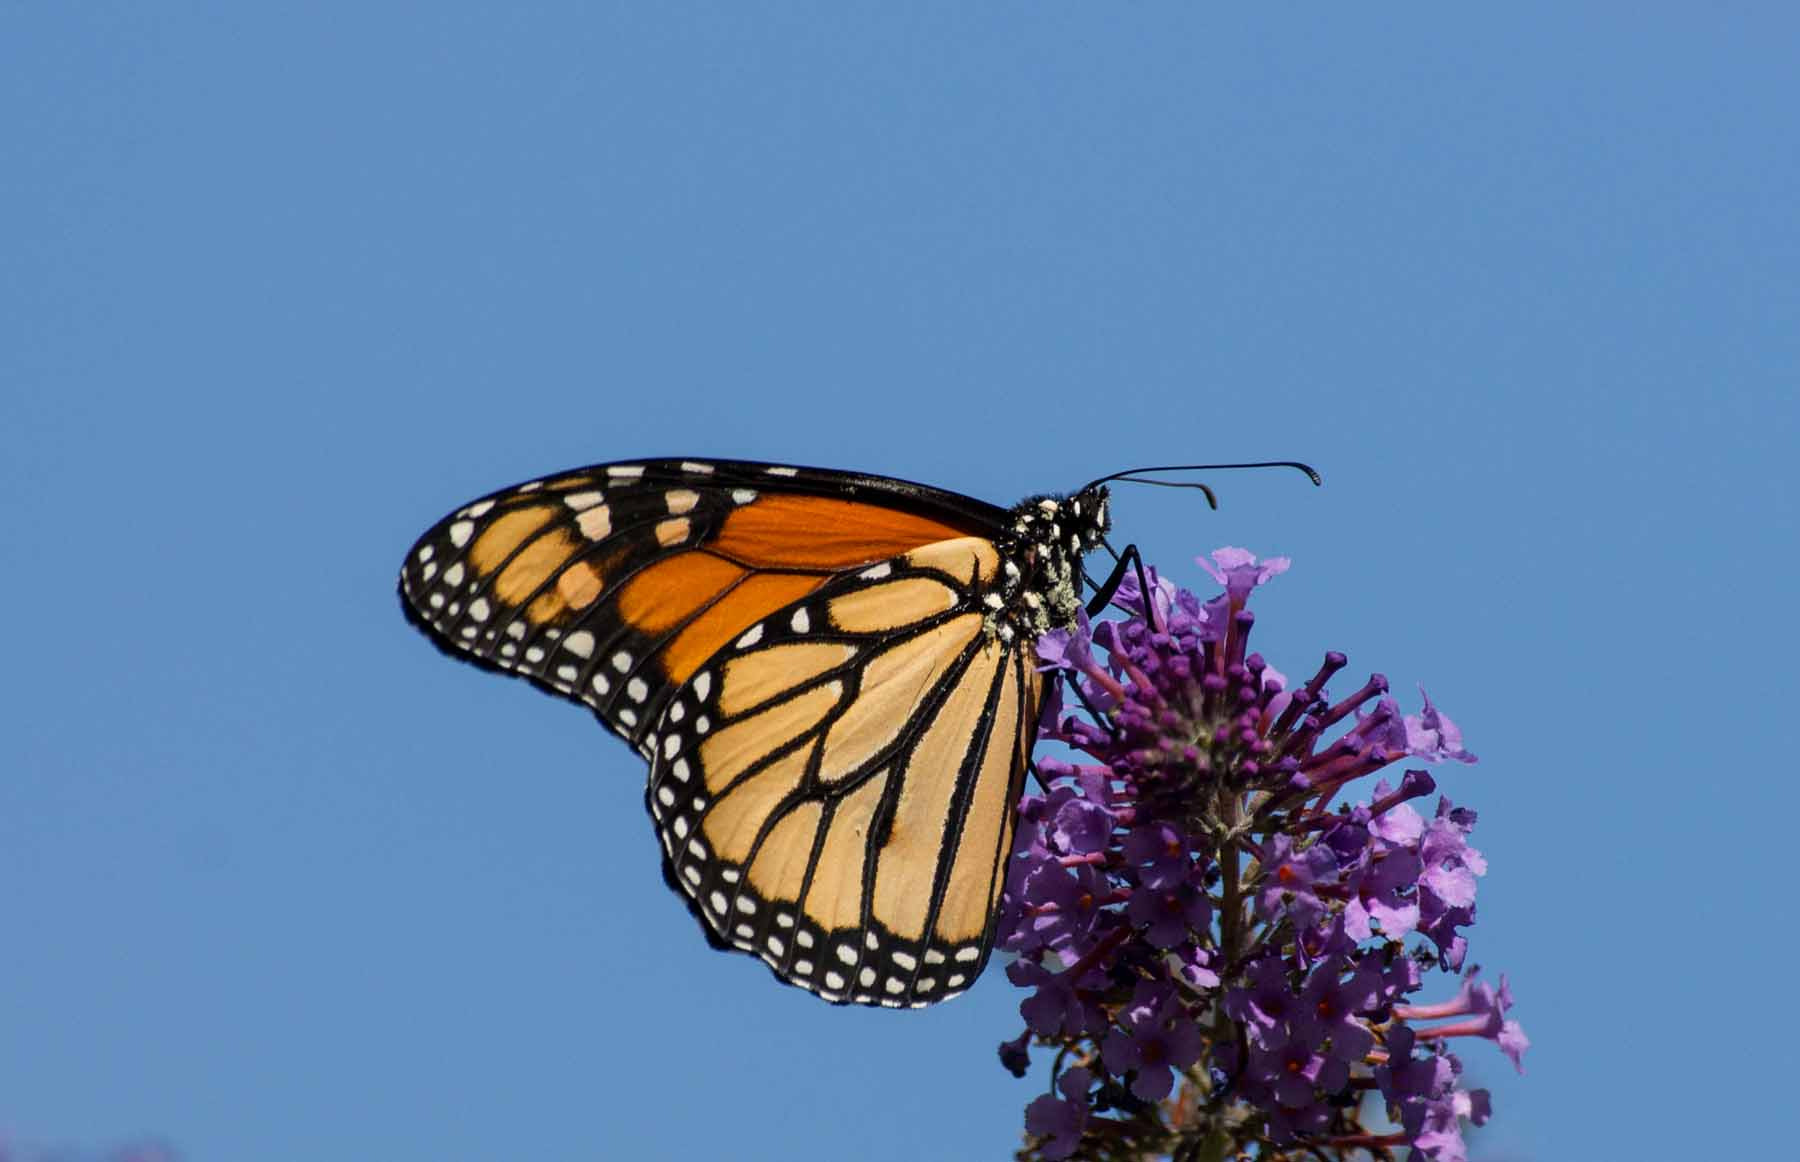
[398,459,997,750]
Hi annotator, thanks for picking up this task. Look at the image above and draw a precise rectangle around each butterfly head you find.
[999,484,1111,641]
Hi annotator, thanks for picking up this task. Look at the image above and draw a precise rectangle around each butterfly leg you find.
[1084,542,1156,625]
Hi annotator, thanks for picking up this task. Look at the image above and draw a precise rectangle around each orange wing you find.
[398,459,996,750]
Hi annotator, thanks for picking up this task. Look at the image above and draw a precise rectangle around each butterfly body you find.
[400,459,1108,1006]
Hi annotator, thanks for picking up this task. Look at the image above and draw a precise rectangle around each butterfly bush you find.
[997,549,1526,1162]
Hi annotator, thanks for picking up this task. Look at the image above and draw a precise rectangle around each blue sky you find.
[4,5,1796,1160]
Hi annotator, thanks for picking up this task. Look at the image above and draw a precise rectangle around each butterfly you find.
[396,457,1311,1006]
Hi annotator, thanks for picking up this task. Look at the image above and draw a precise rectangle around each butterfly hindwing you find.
[643,535,1042,1007]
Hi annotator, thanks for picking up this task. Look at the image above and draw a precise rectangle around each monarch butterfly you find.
[398,457,1312,1007]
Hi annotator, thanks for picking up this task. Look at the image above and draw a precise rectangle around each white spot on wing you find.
[731,488,756,504]
[444,562,465,587]
[680,461,715,474]
[693,672,712,701]
[765,466,799,477]
[607,465,645,479]
[789,608,810,634]
[736,624,764,649]
[577,506,611,540]
[564,490,604,511]
[627,677,648,702]
[665,489,700,514]
[449,521,473,547]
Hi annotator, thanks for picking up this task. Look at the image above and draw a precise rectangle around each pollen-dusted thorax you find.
[989,484,1111,643]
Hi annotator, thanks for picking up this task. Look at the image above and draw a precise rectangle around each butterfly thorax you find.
[989,485,1111,643]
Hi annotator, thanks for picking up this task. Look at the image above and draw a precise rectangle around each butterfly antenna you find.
[1081,460,1322,500]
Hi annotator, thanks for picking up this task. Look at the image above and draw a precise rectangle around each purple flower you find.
[998,1029,1033,1078]
[1126,880,1213,948]
[1000,544,1521,1162]
[1123,822,1194,890]
[1247,1021,1349,1112]
[1296,958,1381,1061]
[1225,958,1298,1039]
[1101,987,1205,1102]
[1396,970,1530,1074]
[1198,546,1291,601]
[1019,862,1110,959]
[1405,686,1478,764]
[1417,798,1486,970]
[1008,958,1104,1039]
[1255,833,1337,925]
[1050,797,1115,856]
[1023,1067,1092,1160]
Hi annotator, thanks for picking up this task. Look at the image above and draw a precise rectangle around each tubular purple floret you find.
[1299,736,1359,771]
[1280,715,1324,760]
[1223,609,1256,671]
[1315,675,1390,731]
[1303,651,1349,698]
[1370,770,1437,818]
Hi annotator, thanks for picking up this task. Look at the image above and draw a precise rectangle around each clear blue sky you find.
[5,5,1795,1160]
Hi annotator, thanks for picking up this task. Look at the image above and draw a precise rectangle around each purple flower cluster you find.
[999,549,1526,1162]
